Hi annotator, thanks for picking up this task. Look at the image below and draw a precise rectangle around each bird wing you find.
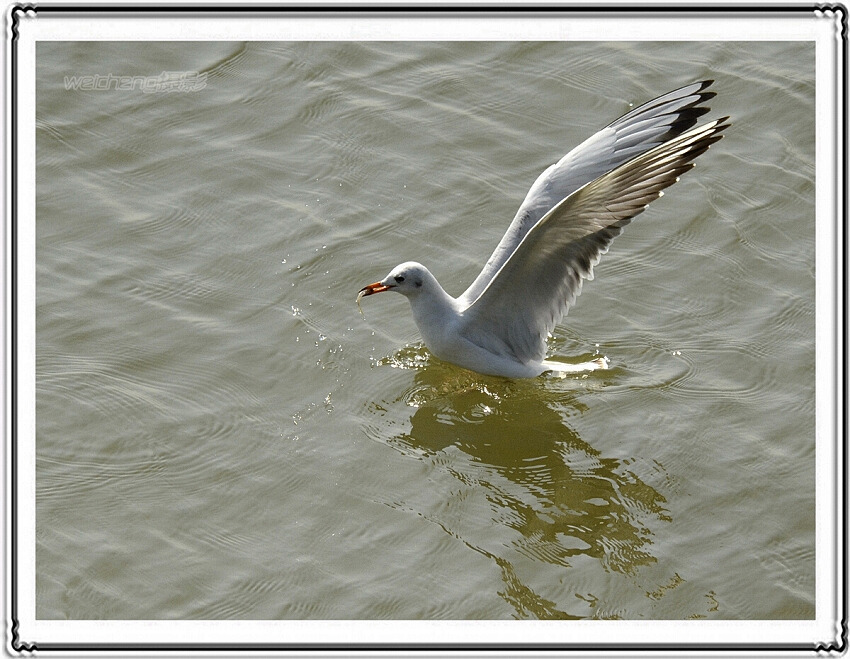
[457,116,730,365]
[457,80,717,307]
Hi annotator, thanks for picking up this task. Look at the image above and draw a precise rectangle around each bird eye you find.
[394,276,405,283]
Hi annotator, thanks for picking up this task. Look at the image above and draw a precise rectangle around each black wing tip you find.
[659,84,719,138]
[685,118,731,158]
[712,115,733,133]
[666,105,711,134]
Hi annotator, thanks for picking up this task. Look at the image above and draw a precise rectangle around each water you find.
[35,41,815,620]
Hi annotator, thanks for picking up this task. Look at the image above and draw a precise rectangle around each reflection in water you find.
[369,351,670,619]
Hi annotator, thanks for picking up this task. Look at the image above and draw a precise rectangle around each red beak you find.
[358,282,393,297]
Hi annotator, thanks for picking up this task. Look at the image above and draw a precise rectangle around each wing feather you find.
[457,116,730,365]
[457,80,717,307]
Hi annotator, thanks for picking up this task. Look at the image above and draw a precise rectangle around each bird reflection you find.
[373,358,671,618]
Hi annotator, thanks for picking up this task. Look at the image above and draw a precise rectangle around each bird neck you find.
[406,279,459,336]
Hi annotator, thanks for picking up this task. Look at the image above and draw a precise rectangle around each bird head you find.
[357,262,428,301]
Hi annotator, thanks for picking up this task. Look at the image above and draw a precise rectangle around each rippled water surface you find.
[35,40,815,620]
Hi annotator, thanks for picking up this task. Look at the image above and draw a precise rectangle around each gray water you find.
[35,41,815,620]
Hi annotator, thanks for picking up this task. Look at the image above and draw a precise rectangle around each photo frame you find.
[7,3,845,655]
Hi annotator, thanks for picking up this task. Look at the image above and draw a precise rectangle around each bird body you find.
[358,81,729,378]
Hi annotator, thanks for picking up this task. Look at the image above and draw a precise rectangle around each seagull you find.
[358,81,729,378]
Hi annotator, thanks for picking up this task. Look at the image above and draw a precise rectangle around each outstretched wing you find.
[457,116,730,365]
[457,80,717,307]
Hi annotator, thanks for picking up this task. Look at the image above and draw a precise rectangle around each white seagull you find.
[358,81,729,378]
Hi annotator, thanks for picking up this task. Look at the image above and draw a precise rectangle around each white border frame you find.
[6,4,845,655]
